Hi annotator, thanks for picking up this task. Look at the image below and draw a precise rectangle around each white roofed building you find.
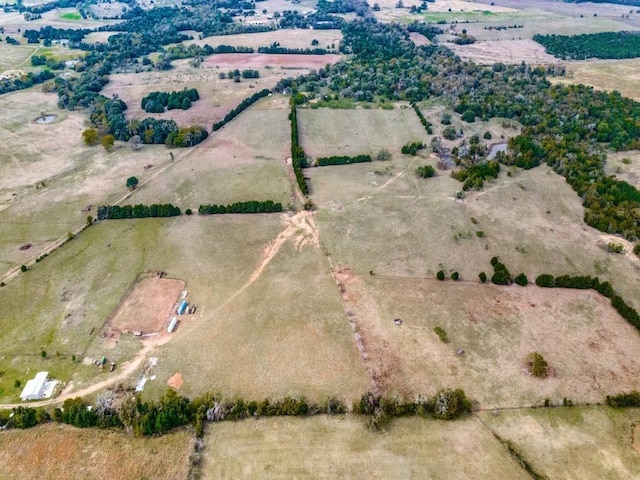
[20,371,58,401]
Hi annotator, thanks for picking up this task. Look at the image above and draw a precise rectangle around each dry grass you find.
[606,151,640,189]
[0,423,193,480]
[448,39,559,65]
[200,416,528,479]
[343,276,640,408]
[186,29,343,50]
[480,406,640,480]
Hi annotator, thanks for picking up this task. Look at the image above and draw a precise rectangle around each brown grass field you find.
[186,29,343,50]
[342,276,640,408]
[200,416,528,479]
[480,406,640,480]
[204,53,342,69]
[110,276,185,333]
[606,151,640,189]
[0,424,193,480]
[448,39,559,65]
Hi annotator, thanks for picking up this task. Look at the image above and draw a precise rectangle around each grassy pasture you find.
[0,423,193,480]
[200,416,528,479]
[144,213,371,403]
[448,39,559,65]
[59,11,81,21]
[0,219,175,402]
[186,29,343,51]
[551,58,640,102]
[0,43,39,73]
[607,151,640,190]
[128,103,293,209]
[480,407,640,480]
[298,107,427,159]
[0,89,177,272]
[343,276,640,408]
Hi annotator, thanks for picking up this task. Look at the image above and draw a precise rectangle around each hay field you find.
[141,212,371,404]
[480,407,640,480]
[0,43,39,73]
[343,276,640,407]
[448,39,559,65]
[200,416,528,479]
[127,103,293,208]
[0,423,193,480]
[298,107,427,158]
[551,59,640,102]
[0,9,114,33]
[187,29,342,50]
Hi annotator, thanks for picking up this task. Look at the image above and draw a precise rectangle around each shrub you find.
[479,272,487,283]
[436,270,445,281]
[535,274,555,288]
[476,230,484,238]
[606,242,624,253]
[451,271,459,281]
[514,273,528,286]
[40,350,46,358]
[442,126,457,140]
[432,389,472,420]
[634,243,640,255]
[401,141,425,156]
[434,326,448,343]
[483,131,492,139]
[416,165,436,178]
[20,265,27,273]
[185,208,192,215]
[606,391,640,408]
[375,148,392,161]
[14,380,21,388]
[530,352,548,377]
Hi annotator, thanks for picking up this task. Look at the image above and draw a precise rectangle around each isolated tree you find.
[531,352,548,377]
[126,176,139,190]
[82,127,99,146]
[436,270,445,281]
[101,134,115,152]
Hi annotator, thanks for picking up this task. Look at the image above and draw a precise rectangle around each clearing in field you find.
[341,276,640,408]
[204,53,341,69]
[199,416,528,479]
[142,212,371,403]
[480,406,640,480]
[298,107,427,159]
[0,423,193,480]
[448,39,559,65]
[109,275,185,333]
[186,29,343,50]
[606,151,640,189]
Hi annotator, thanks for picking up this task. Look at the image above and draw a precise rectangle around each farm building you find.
[20,371,58,401]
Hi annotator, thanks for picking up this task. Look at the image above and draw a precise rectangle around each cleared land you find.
[110,276,185,333]
[0,423,193,480]
[606,151,640,189]
[342,276,640,407]
[448,39,559,65]
[480,407,640,480]
[144,212,371,403]
[551,58,640,102]
[298,107,427,158]
[204,53,341,69]
[186,29,342,50]
[200,416,528,479]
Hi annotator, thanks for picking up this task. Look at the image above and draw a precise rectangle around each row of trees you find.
[141,88,200,113]
[212,88,270,131]
[96,204,181,220]
[534,31,640,60]
[0,70,54,95]
[401,141,425,156]
[256,45,329,55]
[411,102,433,134]
[198,200,283,215]
[316,155,372,166]
[165,126,208,148]
[290,106,309,196]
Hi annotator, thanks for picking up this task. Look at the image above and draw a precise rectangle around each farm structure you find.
[19,371,58,401]
[168,317,178,333]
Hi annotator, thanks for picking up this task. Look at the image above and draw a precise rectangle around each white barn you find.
[20,371,57,401]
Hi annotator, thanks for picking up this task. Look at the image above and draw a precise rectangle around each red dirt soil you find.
[110,277,185,333]
[205,53,342,69]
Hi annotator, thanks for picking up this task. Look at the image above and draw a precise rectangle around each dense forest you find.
[534,31,640,59]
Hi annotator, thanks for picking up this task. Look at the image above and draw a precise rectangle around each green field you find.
[480,406,640,480]
[200,416,528,479]
[59,11,82,21]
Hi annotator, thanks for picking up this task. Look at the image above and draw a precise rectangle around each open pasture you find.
[448,39,559,65]
[204,53,341,69]
[551,58,640,102]
[127,101,293,209]
[607,151,640,189]
[110,276,185,333]
[0,43,39,73]
[142,212,371,404]
[298,107,427,159]
[0,9,114,33]
[343,276,640,408]
[187,29,342,51]
[309,161,640,309]
[480,406,640,480]
[200,416,528,479]
[0,423,193,480]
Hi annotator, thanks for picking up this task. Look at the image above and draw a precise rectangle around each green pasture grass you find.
[59,11,81,21]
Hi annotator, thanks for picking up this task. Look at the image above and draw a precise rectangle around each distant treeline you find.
[198,200,282,215]
[141,88,200,113]
[23,26,90,44]
[165,43,254,60]
[316,155,371,166]
[564,0,640,6]
[212,89,270,131]
[96,204,181,220]
[257,46,329,55]
[534,31,640,59]
[0,70,54,95]
[290,106,309,196]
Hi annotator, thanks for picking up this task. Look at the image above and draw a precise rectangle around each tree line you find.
[212,89,270,131]
[257,45,329,55]
[316,155,372,166]
[290,105,309,196]
[198,200,283,215]
[96,204,181,220]
[411,102,433,134]
[141,88,200,113]
[534,31,640,60]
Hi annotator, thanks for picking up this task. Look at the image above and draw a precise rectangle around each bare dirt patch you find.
[204,53,341,69]
[409,32,431,46]
[448,39,560,65]
[110,276,185,333]
[167,371,184,390]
